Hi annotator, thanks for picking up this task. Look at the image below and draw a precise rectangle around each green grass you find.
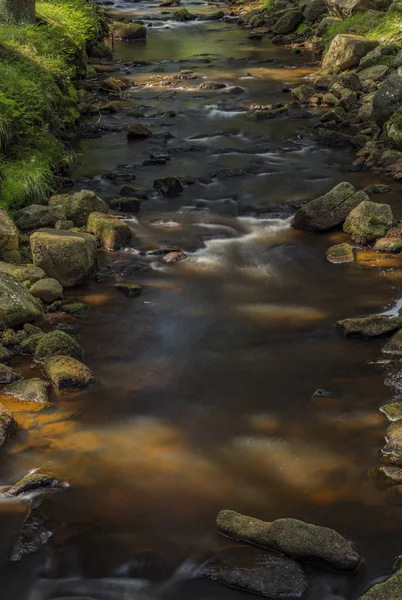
[0,0,108,211]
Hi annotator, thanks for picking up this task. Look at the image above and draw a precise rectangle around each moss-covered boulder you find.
[291,85,315,104]
[110,197,142,213]
[127,124,152,139]
[34,330,83,362]
[0,209,19,254]
[14,204,66,232]
[6,473,68,497]
[111,22,147,40]
[29,278,63,304]
[204,545,308,598]
[63,302,88,319]
[323,34,379,70]
[343,201,393,245]
[44,355,94,391]
[374,237,402,253]
[115,283,142,297]
[153,176,183,197]
[0,262,46,286]
[0,274,42,327]
[3,378,49,405]
[86,212,132,251]
[382,329,402,355]
[361,566,402,599]
[380,401,402,422]
[383,106,402,152]
[0,404,16,448]
[0,364,22,384]
[216,510,360,571]
[20,333,45,356]
[292,183,364,232]
[48,190,108,227]
[326,243,354,263]
[30,229,97,288]
[337,315,401,338]
[273,9,303,34]
[55,219,74,231]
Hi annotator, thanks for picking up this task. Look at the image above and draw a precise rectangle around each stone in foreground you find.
[326,243,354,263]
[361,566,402,600]
[205,544,308,598]
[343,201,393,245]
[30,229,97,288]
[3,378,49,405]
[6,473,68,497]
[86,212,132,251]
[292,183,361,232]
[216,510,360,571]
[337,315,401,338]
[323,34,378,70]
[34,331,83,362]
[382,330,402,355]
[0,274,42,327]
[45,356,95,391]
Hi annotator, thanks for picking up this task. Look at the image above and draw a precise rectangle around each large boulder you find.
[343,201,393,245]
[86,212,132,251]
[30,229,97,288]
[48,190,108,227]
[273,9,303,33]
[14,204,66,232]
[204,545,308,598]
[216,510,360,571]
[337,315,402,338]
[383,106,402,151]
[44,356,94,391]
[323,34,379,70]
[326,0,393,17]
[361,567,402,599]
[0,209,18,254]
[373,75,402,127]
[292,183,366,232]
[0,274,42,327]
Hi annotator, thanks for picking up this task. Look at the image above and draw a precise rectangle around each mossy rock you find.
[380,402,402,422]
[115,283,142,297]
[153,176,184,198]
[343,201,393,245]
[3,378,49,405]
[360,566,402,599]
[0,404,16,448]
[0,344,11,364]
[55,220,74,231]
[2,250,21,265]
[20,333,45,356]
[0,209,19,254]
[111,22,147,39]
[29,278,64,304]
[30,229,98,288]
[63,303,88,319]
[0,273,42,328]
[14,204,66,232]
[383,106,402,152]
[6,473,68,497]
[337,315,402,338]
[291,84,315,104]
[369,465,402,489]
[274,9,303,35]
[110,197,142,213]
[119,185,148,200]
[171,8,197,21]
[0,364,22,384]
[216,510,360,571]
[34,330,83,362]
[1,328,20,353]
[86,212,132,251]
[49,190,108,227]
[326,243,354,263]
[374,237,402,253]
[0,262,46,286]
[44,355,95,391]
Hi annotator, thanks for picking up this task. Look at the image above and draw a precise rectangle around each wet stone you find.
[204,544,309,598]
[326,243,354,264]
[337,315,402,338]
[6,473,68,497]
[0,364,22,384]
[3,378,49,405]
[115,283,142,297]
[382,330,402,356]
[380,402,402,422]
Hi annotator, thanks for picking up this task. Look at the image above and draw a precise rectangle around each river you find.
[1,1,402,598]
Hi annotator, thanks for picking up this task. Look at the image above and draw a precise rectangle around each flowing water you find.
[2,1,402,598]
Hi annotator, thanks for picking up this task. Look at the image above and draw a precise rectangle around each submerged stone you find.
[337,315,401,338]
[3,378,49,405]
[216,510,360,571]
[205,544,309,598]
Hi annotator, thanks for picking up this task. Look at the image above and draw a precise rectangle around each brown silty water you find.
[1,1,402,598]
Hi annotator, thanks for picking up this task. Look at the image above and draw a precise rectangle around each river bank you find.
[2,0,402,598]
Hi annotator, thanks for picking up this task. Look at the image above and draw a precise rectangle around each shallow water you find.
[2,1,402,599]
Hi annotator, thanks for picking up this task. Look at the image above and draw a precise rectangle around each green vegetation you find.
[0,0,108,211]
[323,9,402,52]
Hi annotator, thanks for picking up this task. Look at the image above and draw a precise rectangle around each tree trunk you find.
[0,0,36,24]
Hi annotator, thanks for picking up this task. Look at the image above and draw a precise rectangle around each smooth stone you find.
[29,278,64,304]
[374,237,402,253]
[3,378,49,405]
[14,204,66,231]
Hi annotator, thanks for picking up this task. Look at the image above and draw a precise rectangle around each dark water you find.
[2,1,402,598]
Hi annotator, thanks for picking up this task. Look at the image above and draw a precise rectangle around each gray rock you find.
[14,204,66,231]
[323,34,379,70]
[358,64,389,83]
[373,75,402,127]
[0,274,42,327]
[382,329,402,355]
[274,9,303,34]
[337,315,401,338]
[216,510,361,571]
[204,544,309,598]
[49,190,108,227]
[0,364,22,384]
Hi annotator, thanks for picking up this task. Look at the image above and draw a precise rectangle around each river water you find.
[2,1,402,598]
